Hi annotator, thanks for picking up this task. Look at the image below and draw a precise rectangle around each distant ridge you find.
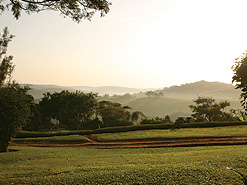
[155,81,241,99]
[21,81,241,100]
[21,84,154,99]
[20,81,242,120]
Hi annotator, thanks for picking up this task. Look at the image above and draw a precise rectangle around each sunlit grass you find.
[0,145,247,184]
[13,135,87,143]
[98,125,247,140]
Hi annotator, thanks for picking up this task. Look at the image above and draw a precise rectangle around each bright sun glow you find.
[1,0,247,88]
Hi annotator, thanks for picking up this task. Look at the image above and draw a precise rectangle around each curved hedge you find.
[15,121,247,138]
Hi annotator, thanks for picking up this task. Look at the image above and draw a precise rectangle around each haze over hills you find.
[22,84,154,99]
[23,80,241,100]
[21,81,242,121]
[153,81,241,99]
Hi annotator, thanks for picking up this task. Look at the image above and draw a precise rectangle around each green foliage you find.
[131,111,147,124]
[145,90,164,98]
[141,116,173,125]
[98,106,129,126]
[15,129,94,138]
[15,121,247,139]
[3,0,111,23]
[173,117,185,129]
[0,83,33,152]
[189,96,235,122]
[95,121,247,135]
[1,145,247,184]
[0,27,14,87]
[39,90,98,130]
[232,51,247,115]
[22,103,42,131]
[97,100,133,127]
[98,100,122,109]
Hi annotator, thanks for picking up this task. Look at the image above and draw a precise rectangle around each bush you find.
[141,116,172,125]
[0,85,32,152]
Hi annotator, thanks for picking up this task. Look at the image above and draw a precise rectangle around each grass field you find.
[98,125,247,141]
[2,126,247,184]
[1,145,247,184]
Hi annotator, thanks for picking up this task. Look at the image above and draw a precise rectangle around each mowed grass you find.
[13,135,87,143]
[99,125,247,140]
[1,145,247,184]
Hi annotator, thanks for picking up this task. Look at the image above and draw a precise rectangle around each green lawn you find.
[13,135,87,143]
[99,125,247,140]
[1,145,247,184]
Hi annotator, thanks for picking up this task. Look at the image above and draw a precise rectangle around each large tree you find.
[0,27,14,87]
[97,100,133,127]
[232,51,247,115]
[39,90,98,130]
[189,96,234,122]
[0,0,111,23]
[0,83,33,152]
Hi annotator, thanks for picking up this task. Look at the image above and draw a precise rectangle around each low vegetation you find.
[1,145,247,184]
[98,125,247,141]
[15,121,247,138]
[13,135,87,143]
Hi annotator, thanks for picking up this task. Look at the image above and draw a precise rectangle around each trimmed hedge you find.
[15,130,94,138]
[15,121,247,138]
[182,121,247,128]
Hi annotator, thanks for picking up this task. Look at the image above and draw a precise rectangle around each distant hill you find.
[20,81,242,120]
[22,81,241,100]
[155,81,241,99]
[119,97,241,121]
[21,84,154,100]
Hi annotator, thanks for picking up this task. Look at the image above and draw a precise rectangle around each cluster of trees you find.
[145,91,164,98]
[168,96,243,129]
[189,96,238,122]
[100,93,134,102]
[23,91,149,131]
[141,115,172,125]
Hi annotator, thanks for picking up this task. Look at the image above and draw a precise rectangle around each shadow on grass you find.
[7,149,19,152]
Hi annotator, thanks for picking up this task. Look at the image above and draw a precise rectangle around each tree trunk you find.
[0,137,10,152]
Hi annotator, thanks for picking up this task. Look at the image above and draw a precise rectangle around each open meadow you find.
[1,145,247,184]
[1,125,247,184]
[98,125,247,140]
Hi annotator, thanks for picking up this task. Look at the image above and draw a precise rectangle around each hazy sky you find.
[1,0,247,88]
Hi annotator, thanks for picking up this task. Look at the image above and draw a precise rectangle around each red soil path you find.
[10,134,247,149]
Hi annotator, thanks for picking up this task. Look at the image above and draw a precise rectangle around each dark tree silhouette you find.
[189,96,233,122]
[0,83,33,152]
[0,0,111,23]
[232,51,247,115]
[0,27,14,87]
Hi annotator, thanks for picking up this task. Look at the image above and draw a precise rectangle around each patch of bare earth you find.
[10,135,247,149]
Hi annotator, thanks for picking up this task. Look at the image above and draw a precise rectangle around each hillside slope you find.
[156,81,241,99]
[120,97,241,121]
[23,84,153,99]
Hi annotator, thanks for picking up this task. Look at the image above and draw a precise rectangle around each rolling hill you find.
[21,84,153,99]
[119,97,241,121]
[155,80,241,99]
[22,81,242,120]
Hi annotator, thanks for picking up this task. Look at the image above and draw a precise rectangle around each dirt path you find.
[10,135,247,149]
